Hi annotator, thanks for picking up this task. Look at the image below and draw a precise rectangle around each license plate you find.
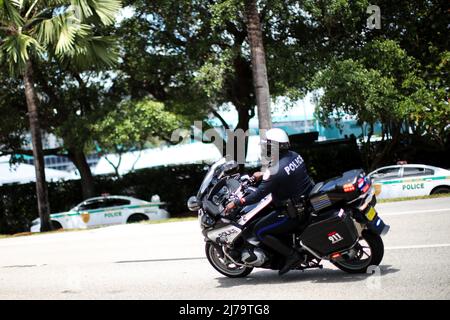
[366,207,377,221]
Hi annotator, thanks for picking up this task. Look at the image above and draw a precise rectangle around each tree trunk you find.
[363,123,374,169]
[244,0,272,133]
[23,60,52,232]
[104,153,122,178]
[236,107,251,161]
[227,107,251,168]
[369,124,401,171]
[67,148,96,199]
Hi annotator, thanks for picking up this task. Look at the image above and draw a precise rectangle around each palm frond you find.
[90,0,122,25]
[35,13,64,44]
[70,0,94,21]
[42,0,68,6]
[0,33,42,75]
[70,0,121,25]
[24,0,40,19]
[54,17,88,55]
[0,0,25,27]
[35,11,93,56]
[9,0,23,9]
[59,35,118,69]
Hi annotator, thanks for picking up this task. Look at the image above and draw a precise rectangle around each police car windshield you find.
[198,158,226,196]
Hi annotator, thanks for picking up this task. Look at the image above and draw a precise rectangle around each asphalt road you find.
[0,197,449,300]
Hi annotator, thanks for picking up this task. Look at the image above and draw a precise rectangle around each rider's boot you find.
[279,250,302,276]
[260,235,303,276]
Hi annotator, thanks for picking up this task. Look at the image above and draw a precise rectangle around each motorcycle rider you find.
[225,128,314,275]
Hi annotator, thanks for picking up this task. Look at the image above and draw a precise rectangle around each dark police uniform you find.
[239,150,314,257]
[242,150,313,206]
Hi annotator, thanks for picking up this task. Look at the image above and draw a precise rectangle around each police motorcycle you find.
[187,158,390,278]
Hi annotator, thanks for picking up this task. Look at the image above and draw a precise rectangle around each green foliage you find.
[0,0,123,148]
[92,98,185,154]
[210,0,242,28]
[193,49,234,100]
[313,39,449,149]
[307,0,448,154]
[115,0,324,129]
[0,70,27,154]
[313,57,398,125]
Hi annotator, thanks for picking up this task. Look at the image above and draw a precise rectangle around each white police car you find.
[368,164,450,199]
[30,195,169,232]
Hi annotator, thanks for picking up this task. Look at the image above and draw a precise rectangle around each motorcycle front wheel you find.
[333,230,384,274]
[205,243,253,278]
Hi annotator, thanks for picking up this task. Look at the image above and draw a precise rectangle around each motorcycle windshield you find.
[198,158,226,197]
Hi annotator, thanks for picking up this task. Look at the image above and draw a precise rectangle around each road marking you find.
[382,208,450,216]
[386,243,450,250]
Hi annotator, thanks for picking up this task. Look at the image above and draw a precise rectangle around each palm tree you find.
[0,0,121,231]
[244,0,272,167]
[244,0,272,132]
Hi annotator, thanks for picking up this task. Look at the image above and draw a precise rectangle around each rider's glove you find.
[224,197,245,215]
[233,197,245,208]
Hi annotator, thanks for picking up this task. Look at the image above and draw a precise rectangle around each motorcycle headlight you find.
[201,213,215,228]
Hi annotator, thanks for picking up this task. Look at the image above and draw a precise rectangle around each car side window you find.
[403,167,434,177]
[103,199,130,208]
[372,168,400,180]
[78,200,104,211]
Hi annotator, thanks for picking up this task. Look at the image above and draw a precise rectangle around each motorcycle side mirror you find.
[187,196,202,211]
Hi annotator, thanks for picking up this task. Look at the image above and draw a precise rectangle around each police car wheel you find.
[51,221,63,230]
[430,187,450,195]
[126,214,149,224]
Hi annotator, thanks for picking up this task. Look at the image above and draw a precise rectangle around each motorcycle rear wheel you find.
[205,243,253,278]
[333,230,384,274]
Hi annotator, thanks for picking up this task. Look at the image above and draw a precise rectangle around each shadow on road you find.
[215,265,400,288]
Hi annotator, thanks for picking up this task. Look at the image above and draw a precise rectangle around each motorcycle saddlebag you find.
[299,209,358,257]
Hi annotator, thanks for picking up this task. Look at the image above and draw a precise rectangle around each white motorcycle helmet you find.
[262,128,290,157]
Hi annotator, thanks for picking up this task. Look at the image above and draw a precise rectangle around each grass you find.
[139,216,197,225]
[0,216,197,239]
[378,193,450,203]
[0,228,88,239]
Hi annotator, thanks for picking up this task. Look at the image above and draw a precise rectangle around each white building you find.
[0,156,78,186]
[93,135,263,176]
